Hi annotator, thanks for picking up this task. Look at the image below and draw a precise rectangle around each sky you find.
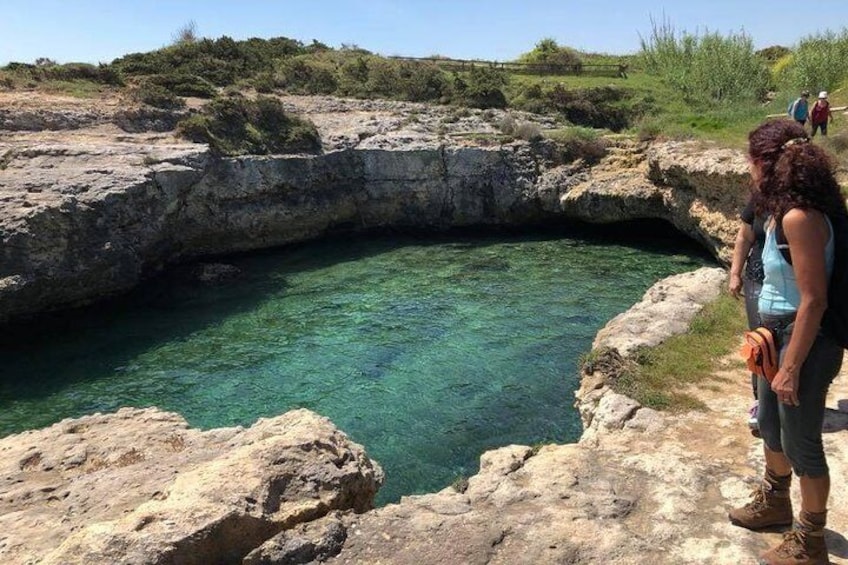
[2,0,848,66]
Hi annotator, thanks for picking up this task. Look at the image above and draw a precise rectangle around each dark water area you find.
[0,223,714,505]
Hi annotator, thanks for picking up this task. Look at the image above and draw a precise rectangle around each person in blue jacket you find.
[787,90,810,127]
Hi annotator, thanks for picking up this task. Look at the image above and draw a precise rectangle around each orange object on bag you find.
[739,327,779,383]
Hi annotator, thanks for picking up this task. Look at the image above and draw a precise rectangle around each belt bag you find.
[739,327,779,382]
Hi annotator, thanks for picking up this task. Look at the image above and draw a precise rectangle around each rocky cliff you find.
[0,92,750,325]
[4,93,845,564]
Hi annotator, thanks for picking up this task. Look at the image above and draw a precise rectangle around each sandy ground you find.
[687,352,848,562]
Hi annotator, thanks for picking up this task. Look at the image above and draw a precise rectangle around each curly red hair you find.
[748,119,846,220]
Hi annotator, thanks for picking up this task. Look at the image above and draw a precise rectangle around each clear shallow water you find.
[0,227,712,504]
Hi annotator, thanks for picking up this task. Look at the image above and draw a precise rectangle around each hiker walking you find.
[810,91,833,137]
[728,198,766,435]
[728,119,847,565]
[787,90,810,127]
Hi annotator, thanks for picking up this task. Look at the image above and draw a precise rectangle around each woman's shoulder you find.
[783,208,830,240]
[783,207,826,222]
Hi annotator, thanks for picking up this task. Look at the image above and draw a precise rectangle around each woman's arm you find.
[729,222,755,298]
[773,208,831,405]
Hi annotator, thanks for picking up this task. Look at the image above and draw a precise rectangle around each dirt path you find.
[686,354,848,562]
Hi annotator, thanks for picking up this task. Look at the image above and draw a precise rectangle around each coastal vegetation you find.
[176,94,320,155]
[1,24,846,156]
[583,293,747,411]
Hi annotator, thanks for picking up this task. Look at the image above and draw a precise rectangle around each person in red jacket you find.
[810,91,833,137]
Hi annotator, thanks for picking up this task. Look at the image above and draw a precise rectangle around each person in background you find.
[728,119,846,565]
[728,197,766,435]
[788,90,810,128]
[810,91,833,138]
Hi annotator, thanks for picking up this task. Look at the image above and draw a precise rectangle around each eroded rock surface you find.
[0,92,749,324]
[4,93,847,564]
[0,408,382,565]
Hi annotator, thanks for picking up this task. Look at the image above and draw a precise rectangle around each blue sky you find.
[2,0,847,65]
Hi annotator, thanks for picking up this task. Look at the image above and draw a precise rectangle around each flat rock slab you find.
[0,407,383,564]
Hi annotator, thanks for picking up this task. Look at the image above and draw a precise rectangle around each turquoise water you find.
[0,227,711,504]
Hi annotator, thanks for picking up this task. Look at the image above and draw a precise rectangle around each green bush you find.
[337,56,371,96]
[176,94,321,155]
[545,127,608,164]
[364,57,401,97]
[786,29,848,93]
[460,66,508,109]
[111,35,308,86]
[251,72,276,93]
[396,61,449,102]
[145,73,217,98]
[275,55,338,94]
[757,45,791,63]
[518,38,583,72]
[544,85,640,131]
[131,81,186,109]
[1,61,123,86]
[638,18,771,103]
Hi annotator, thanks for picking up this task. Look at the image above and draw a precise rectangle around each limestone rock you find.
[593,267,727,356]
[0,95,756,325]
[0,407,383,565]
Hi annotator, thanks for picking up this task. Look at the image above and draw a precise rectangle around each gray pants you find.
[757,315,843,477]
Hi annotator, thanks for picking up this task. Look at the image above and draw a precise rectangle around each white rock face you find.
[0,93,750,324]
[593,267,727,356]
[0,407,383,565]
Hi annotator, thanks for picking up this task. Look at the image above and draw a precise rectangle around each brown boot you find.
[728,470,793,530]
[759,510,828,565]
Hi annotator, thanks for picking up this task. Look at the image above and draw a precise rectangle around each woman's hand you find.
[771,367,800,406]
[728,273,743,298]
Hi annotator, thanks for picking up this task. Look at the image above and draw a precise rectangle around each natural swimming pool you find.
[0,226,713,505]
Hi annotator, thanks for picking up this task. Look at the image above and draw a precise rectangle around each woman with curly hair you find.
[728,119,847,565]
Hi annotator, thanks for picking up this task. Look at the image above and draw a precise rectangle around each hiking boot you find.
[758,520,828,565]
[728,474,792,530]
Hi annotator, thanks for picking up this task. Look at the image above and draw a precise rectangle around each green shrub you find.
[337,56,371,96]
[275,55,338,94]
[176,94,321,155]
[638,18,771,103]
[397,61,449,102]
[461,66,508,109]
[756,45,791,63]
[785,29,848,93]
[364,57,401,97]
[145,73,217,98]
[498,114,517,135]
[111,35,307,86]
[545,85,638,131]
[514,122,543,141]
[545,127,607,163]
[251,72,276,93]
[518,38,583,72]
[131,81,186,109]
[1,61,123,86]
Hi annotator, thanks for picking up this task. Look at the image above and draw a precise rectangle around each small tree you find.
[518,38,582,71]
[463,66,508,108]
[172,20,198,46]
[787,29,848,93]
